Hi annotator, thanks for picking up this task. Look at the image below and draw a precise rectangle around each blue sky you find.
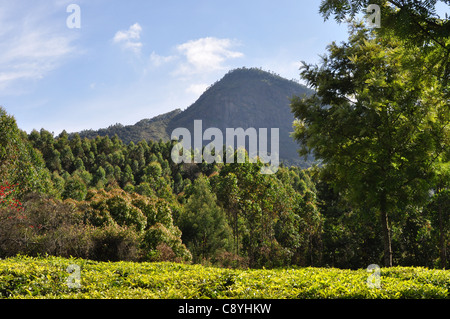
[1,0,359,134]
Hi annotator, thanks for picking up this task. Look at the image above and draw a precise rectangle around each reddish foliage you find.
[0,181,23,212]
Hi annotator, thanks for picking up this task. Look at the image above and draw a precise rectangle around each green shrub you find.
[0,256,448,299]
[105,196,147,232]
[89,224,141,262]
[0,193,88,258]
[142,223,192,262]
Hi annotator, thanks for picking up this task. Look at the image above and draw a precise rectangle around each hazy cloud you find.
[185,83,209,96]
[113,23,143,54]
[0,2,77,93]
[149,51,177,67]
[175,37,243,75]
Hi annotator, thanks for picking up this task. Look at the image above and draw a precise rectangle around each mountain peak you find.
[75,67,313,166]
[222,67,300,83]
[168,67,313,166]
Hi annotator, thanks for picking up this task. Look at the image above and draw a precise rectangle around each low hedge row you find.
[0,255,448,299]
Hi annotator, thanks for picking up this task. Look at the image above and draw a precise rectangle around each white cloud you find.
[175,37,243,75]
[0,3,77,93]
[145,37,244,98]
[149,51,177,67]
[185,83,209,96]
[113,23,141,42]
[113,23,143,54]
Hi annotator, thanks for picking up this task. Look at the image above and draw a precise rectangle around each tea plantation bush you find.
[0,256,448,299]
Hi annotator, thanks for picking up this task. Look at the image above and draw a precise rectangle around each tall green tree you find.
[291,25,449,266]
[319,0,449,47]
[179,175,232,263]
[213,155,322,268]
[319,0,450,89]
[0,107,54,198]
[426,162,450,268]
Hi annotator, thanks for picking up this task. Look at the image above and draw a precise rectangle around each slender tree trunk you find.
[438,203,446,269]
[236,213,239,256]
[380,210,393,267]
[380,194,393,267]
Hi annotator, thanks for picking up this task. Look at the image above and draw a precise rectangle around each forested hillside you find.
[74,109,182,144]
[1,106,321,268]
[1,105,448,269]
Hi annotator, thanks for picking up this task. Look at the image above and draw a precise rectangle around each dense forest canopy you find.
[1,102,448,268]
